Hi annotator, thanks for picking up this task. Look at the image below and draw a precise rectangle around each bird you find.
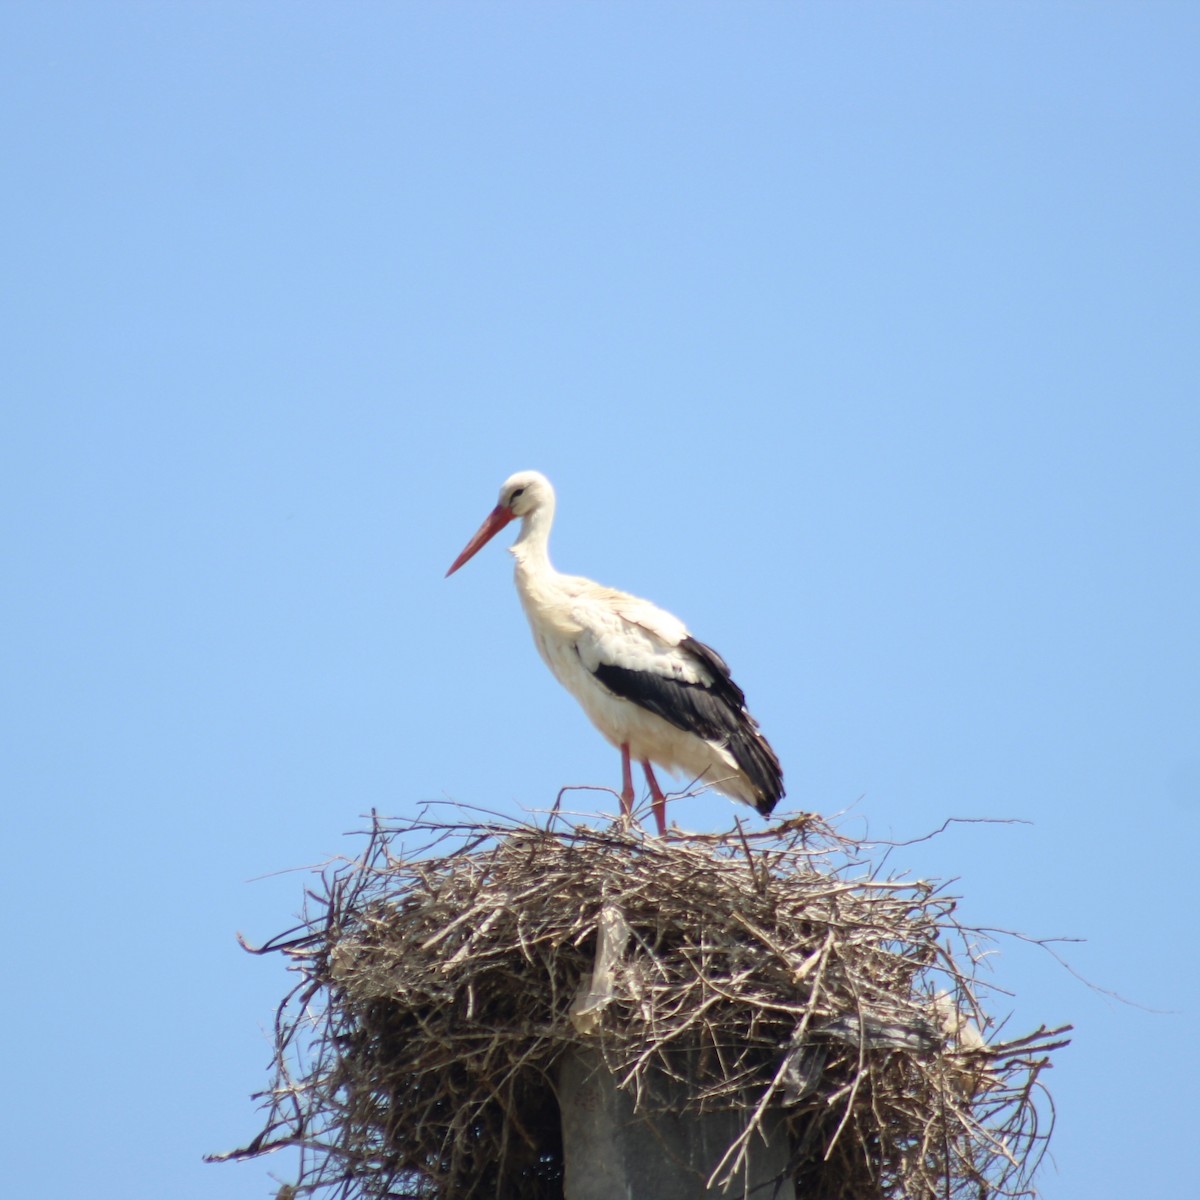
[445,470,784,835]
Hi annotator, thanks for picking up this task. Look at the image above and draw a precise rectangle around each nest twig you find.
[211,804,1070,1200]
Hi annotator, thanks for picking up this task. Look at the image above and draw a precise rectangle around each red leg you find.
[642,760,667,836]
[619,743,635,818]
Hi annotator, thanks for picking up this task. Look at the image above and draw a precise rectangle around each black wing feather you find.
[590,635,784,815]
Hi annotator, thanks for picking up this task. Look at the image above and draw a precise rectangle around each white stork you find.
[446,470,784,835]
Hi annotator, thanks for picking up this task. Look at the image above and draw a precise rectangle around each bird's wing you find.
[568,583,739,738]
[563,578,783,811]
[563,580,696,677]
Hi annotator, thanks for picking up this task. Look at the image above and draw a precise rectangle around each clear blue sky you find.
[2,4,1197,1197]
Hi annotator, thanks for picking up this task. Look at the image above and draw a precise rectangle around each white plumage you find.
[446,470,784,834]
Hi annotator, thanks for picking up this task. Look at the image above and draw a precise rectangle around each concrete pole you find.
[558,1045,795,1200]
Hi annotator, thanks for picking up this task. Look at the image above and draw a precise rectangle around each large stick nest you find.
[214,803,1069,1200]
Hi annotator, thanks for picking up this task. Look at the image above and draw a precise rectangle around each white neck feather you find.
[509,494,556,575]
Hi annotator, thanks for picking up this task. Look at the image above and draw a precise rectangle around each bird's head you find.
[498,469,553,519]
[445,470,555,576]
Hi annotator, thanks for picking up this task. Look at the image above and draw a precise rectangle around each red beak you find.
[446,504,516,577]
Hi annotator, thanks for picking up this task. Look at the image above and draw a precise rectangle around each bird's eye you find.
[510,487,526,503]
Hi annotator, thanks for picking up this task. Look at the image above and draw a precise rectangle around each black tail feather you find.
[682,637,784,814]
